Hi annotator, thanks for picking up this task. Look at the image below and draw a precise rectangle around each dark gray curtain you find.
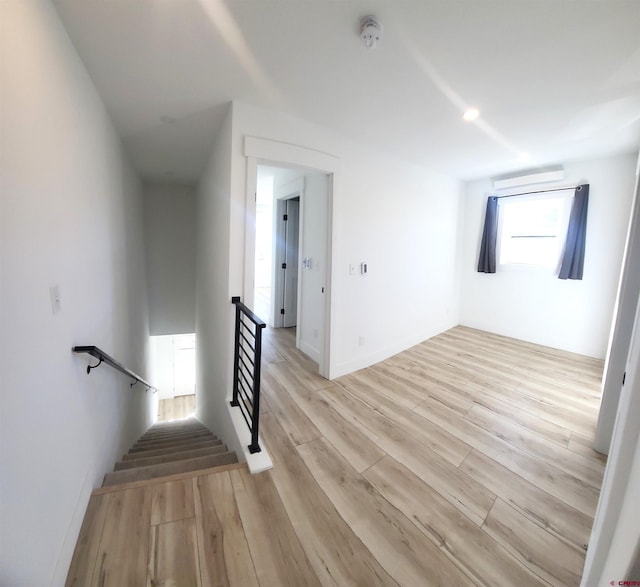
[477,196,498,273]
[559,184,589,280]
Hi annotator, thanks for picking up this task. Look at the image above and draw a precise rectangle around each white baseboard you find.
[227,401,273,474]
[331,320,457,379]
[299,339,320,364]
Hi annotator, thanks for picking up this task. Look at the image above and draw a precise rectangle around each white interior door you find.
[173,334,195,396]
[297,174,328,363]
[151,333,195,399]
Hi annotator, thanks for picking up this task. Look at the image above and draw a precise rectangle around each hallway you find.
[66,325,604,585]
[157,394,196,422]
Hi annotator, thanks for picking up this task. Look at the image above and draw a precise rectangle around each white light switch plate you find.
[50,285,61,315]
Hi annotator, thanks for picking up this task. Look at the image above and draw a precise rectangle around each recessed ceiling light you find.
[518,152,531,161]
[463,108,479,122]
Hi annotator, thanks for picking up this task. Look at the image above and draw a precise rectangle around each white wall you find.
[231,101,463,378]
[0,1,155,585]
[596,152,640,453]
[460,153,637,358]
[144,183,196,335]
[194,104,243,458]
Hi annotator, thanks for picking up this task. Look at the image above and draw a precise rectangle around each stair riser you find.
[114,445,229,470]
[138,428,209,441]
[134,433,213,447]
[136,428,212,441]
[103,452,238,486]
[143,422,207,434]
[123,439,222,459]
[131,434,215,451]
[148,417,198,428]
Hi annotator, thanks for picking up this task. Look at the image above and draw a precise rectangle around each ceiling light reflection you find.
[197,0,283,106]
[463,108,480,122]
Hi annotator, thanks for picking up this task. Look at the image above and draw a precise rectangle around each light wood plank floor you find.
[158,394,196,422]
[67,325,606,586]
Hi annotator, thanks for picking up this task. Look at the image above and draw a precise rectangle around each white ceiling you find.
[53,0,640,184]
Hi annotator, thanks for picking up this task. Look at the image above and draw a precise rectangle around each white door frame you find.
[581,292,640,584]
[595,154,640,453]
[243,137,340,378]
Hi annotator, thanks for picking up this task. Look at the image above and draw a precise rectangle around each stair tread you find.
[102,452,239,486]
[93,462,247,495]
[114,444,229,470]
[124,439,223,459]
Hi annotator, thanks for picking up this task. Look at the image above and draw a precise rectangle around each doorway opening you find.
[276,196,300,328]
[253,164,330,371]
[150,333,196,422]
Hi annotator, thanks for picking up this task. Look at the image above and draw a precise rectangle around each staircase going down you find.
[102,417,238,487]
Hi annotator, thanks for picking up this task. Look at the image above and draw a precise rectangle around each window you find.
[498,191,572,268]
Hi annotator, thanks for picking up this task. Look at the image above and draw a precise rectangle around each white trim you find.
[244,158,258,310]
[51,469,92,585]
[295,188,304,350]
[596,160,640,453]
[243,137,339,379]
[496,189,573,269]
[244,137,340,173]
[299,339,321,365]
[582,147,640,584]
[324,173,336,379]
[332,319,457,379]
[227,402,273,474]
[581,293,640,584]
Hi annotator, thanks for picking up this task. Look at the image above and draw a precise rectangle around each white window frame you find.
[497,189,574,271]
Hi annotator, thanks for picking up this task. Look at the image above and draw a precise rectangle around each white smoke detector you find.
[360,16,383,49]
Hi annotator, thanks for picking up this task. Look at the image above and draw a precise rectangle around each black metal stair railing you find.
[230,296,266,453]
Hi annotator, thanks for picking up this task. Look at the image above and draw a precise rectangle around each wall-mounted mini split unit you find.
[493,166,565,191]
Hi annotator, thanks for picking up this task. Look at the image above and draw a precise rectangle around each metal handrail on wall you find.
[73,345,157,393]
[230,296,266,454]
